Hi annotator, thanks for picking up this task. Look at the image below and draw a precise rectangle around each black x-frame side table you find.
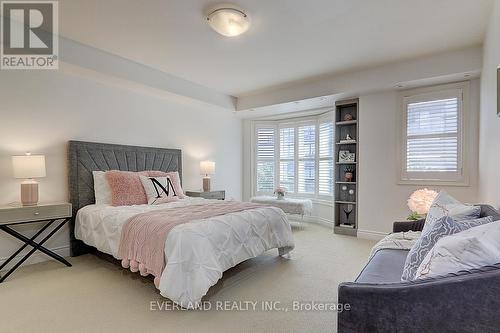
[0,203,72,283]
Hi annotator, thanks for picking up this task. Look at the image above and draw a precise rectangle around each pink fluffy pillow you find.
[106,170,185,206]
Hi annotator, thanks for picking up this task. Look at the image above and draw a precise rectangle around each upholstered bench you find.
[250,196,312,217]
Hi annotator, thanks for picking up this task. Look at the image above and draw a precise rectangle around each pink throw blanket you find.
[117,201,264,287]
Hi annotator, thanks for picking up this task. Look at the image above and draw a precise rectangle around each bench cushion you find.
[355,249,409,284]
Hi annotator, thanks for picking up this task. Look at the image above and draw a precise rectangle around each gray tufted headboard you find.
[67,140,182,256]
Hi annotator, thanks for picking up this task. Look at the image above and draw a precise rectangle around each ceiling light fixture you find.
[207,7,250,37]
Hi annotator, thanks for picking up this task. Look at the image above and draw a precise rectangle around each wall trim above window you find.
[397,81,471,186]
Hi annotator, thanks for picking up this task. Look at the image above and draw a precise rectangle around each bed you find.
[68,140,295,309]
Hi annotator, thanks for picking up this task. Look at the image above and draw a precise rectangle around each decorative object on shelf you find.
[12,153,46,206]
[407,188,438,220]
[343,204,354,224]
[339,133,356,144]
[274,187,286,200]
[339,150,355,163]
[344,166,354,182]
[348,189,355,201]
[344,113,354,121]
[200,161,215,192]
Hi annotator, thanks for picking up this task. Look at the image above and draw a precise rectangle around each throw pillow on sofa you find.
[415,220,500,279]
[422,191,480,233]
[401,215,493,281]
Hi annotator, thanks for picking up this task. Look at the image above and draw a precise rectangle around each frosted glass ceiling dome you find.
[207,7,250,37]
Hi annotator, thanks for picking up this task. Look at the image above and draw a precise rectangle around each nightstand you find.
[0,202,72,282]
[185,190,225,200]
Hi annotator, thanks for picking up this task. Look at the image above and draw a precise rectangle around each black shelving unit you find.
[334,98,359,236]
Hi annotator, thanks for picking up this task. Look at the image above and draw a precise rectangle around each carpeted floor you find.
[0,223,375,333]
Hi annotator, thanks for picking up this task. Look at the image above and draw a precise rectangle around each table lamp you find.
[200,160,215,192]
[12,153,46,206]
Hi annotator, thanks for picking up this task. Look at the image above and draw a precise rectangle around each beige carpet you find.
[0,223,375,333]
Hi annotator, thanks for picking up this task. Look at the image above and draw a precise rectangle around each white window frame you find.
[398,82,470,186]
[252,111,335,200]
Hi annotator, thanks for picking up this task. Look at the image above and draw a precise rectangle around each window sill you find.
[253,194,334,206]
[398,179,470,187]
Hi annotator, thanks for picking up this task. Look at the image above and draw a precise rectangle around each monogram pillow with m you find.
[140,175,181,205]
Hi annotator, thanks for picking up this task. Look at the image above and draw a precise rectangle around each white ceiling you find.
[59,0,493,97]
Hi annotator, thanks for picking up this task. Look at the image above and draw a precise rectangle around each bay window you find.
[254,112,334,198]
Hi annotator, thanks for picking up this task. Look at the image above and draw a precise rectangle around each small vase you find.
[276,193,285,200]
[345,172,353,182]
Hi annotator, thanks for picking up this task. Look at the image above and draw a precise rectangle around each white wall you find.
[358,81,480,238]
[0,68,242,264]
[479,0,500,209]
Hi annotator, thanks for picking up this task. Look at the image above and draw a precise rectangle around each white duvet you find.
[75,198,295,308]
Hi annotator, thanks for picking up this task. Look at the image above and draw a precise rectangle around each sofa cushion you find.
[415,220,500,279]
[355,249,409,284]
[423,190,480,233]
[401,215,494,281]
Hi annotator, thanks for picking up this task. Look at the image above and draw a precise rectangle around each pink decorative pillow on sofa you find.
[106,170,185,206]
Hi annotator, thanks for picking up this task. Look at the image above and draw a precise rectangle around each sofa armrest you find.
[392,219,425,233]
[338,264,500,333]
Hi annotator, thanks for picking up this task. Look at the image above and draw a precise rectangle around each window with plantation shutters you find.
[401,85,467,184]
[254,112,335,198]
[256,126,276,192]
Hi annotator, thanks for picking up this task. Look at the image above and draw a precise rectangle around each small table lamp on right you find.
[200,160,215,192]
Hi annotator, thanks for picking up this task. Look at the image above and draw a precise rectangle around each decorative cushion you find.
[401,215,494,281]
[422,191,480,233]
[162,171,185,199]
[415,221,500,280]
[106,170,184,206]
[139,175,180,205]
[92,171,111,205]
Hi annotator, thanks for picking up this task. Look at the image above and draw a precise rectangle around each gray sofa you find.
[338,205,500,333]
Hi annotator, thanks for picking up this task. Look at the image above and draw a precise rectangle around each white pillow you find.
[415,220,500,279]
[139,175,180,205]
[422,191,480,233]
[92,171,111,205]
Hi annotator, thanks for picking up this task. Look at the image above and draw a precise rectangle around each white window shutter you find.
[279,127,295,192]
[298,125,316,194]
[256,127,275,192]
[406,97,459,172]
[319,122,334,195]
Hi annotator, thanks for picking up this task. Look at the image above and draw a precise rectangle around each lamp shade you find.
[407,188,438,215]
[12,154,46,179]
[200,161,215,175]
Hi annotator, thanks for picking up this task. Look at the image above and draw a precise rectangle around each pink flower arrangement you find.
[274,187,286,195]
[407,188,438,216]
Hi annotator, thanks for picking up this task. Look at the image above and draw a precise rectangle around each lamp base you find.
[202,177,211,192]
[21,181,39,206]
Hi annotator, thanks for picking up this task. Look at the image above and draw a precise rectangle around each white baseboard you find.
[0,244,70,272]
[357,229,388,241]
